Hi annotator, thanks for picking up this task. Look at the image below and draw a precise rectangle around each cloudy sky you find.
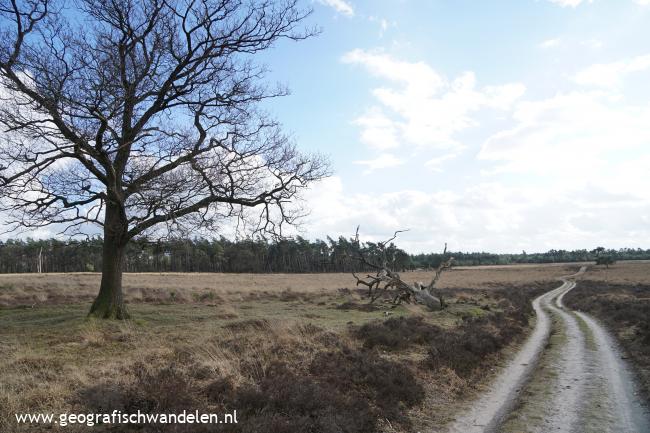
[256,0,650,253]
[4,0,650,253]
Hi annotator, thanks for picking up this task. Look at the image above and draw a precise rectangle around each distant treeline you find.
[0,237,647,274]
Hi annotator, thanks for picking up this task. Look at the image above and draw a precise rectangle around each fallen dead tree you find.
[350,228,453,311]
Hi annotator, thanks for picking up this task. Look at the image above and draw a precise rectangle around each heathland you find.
[1,262,649,432]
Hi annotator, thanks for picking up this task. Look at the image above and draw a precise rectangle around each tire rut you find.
[443,267,650,433]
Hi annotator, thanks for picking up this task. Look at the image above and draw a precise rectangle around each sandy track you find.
[444,267,650,433]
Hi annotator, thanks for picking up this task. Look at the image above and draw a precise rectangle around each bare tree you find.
[351,227,453,311]
[0,0,328,318]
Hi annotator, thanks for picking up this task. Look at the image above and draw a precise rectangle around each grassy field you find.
[1,262,644,432]
[0,264,579,308]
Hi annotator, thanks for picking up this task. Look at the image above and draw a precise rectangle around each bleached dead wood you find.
[350,227,453,311]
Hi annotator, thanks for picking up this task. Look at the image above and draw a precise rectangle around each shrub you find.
[310,349,425,414]
[79,362,213,433]
[427,316,506,377]
[78,341,424,433]
[355,316,441,350]
[355,288,543,378]
[227,363,376,433]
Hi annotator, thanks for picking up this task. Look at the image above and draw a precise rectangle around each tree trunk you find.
[413,290,442,311]
[89,203,129,319]
[408,285,443,311]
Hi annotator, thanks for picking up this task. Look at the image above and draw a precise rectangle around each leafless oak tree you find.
[0,0,328,318]
[351,228,453,311]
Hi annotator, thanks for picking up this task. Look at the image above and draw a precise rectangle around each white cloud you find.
[342,49,525,154]
[581,39,603,49]
[318,0,354,16]
[547,0,592,7]
[424,152,459,172]
[368,16,395,37]
[353,107,400,150]
[539,38,561,49]
[353,153,404,174]
[302,8,650,254]
[635,0,650,5]
[342,49,445,95]
[302,177,650,253]
[479,90,650,203]
[574,54,650,87]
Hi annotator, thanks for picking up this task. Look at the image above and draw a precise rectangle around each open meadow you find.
[0,263,584,308]
[1,262,649,432]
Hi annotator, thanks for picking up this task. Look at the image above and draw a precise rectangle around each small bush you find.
[310,349,425,423]
[207,349,423,432]
[355,288,542,378]
[427,316,507,377]
[79,362,213,432]
[78,328,424,433]
[226,363,376,433]
[192,291,222,302]
[355,316,441,350]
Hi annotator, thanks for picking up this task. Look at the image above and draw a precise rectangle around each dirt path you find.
[444,267,650,433]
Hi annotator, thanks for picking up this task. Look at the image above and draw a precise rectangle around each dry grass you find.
[575,260,650,285]
[0,262,581,308]
[0,262,616,432]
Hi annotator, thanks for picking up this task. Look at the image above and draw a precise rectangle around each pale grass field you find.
[0,261,593,307]
[576,260,650,284]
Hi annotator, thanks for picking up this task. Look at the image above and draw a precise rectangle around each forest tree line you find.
[0,237,647,274]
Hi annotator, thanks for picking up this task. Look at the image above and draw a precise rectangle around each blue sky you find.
[250,0,650,253]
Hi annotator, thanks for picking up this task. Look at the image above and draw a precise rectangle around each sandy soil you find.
[447,266,650,433]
